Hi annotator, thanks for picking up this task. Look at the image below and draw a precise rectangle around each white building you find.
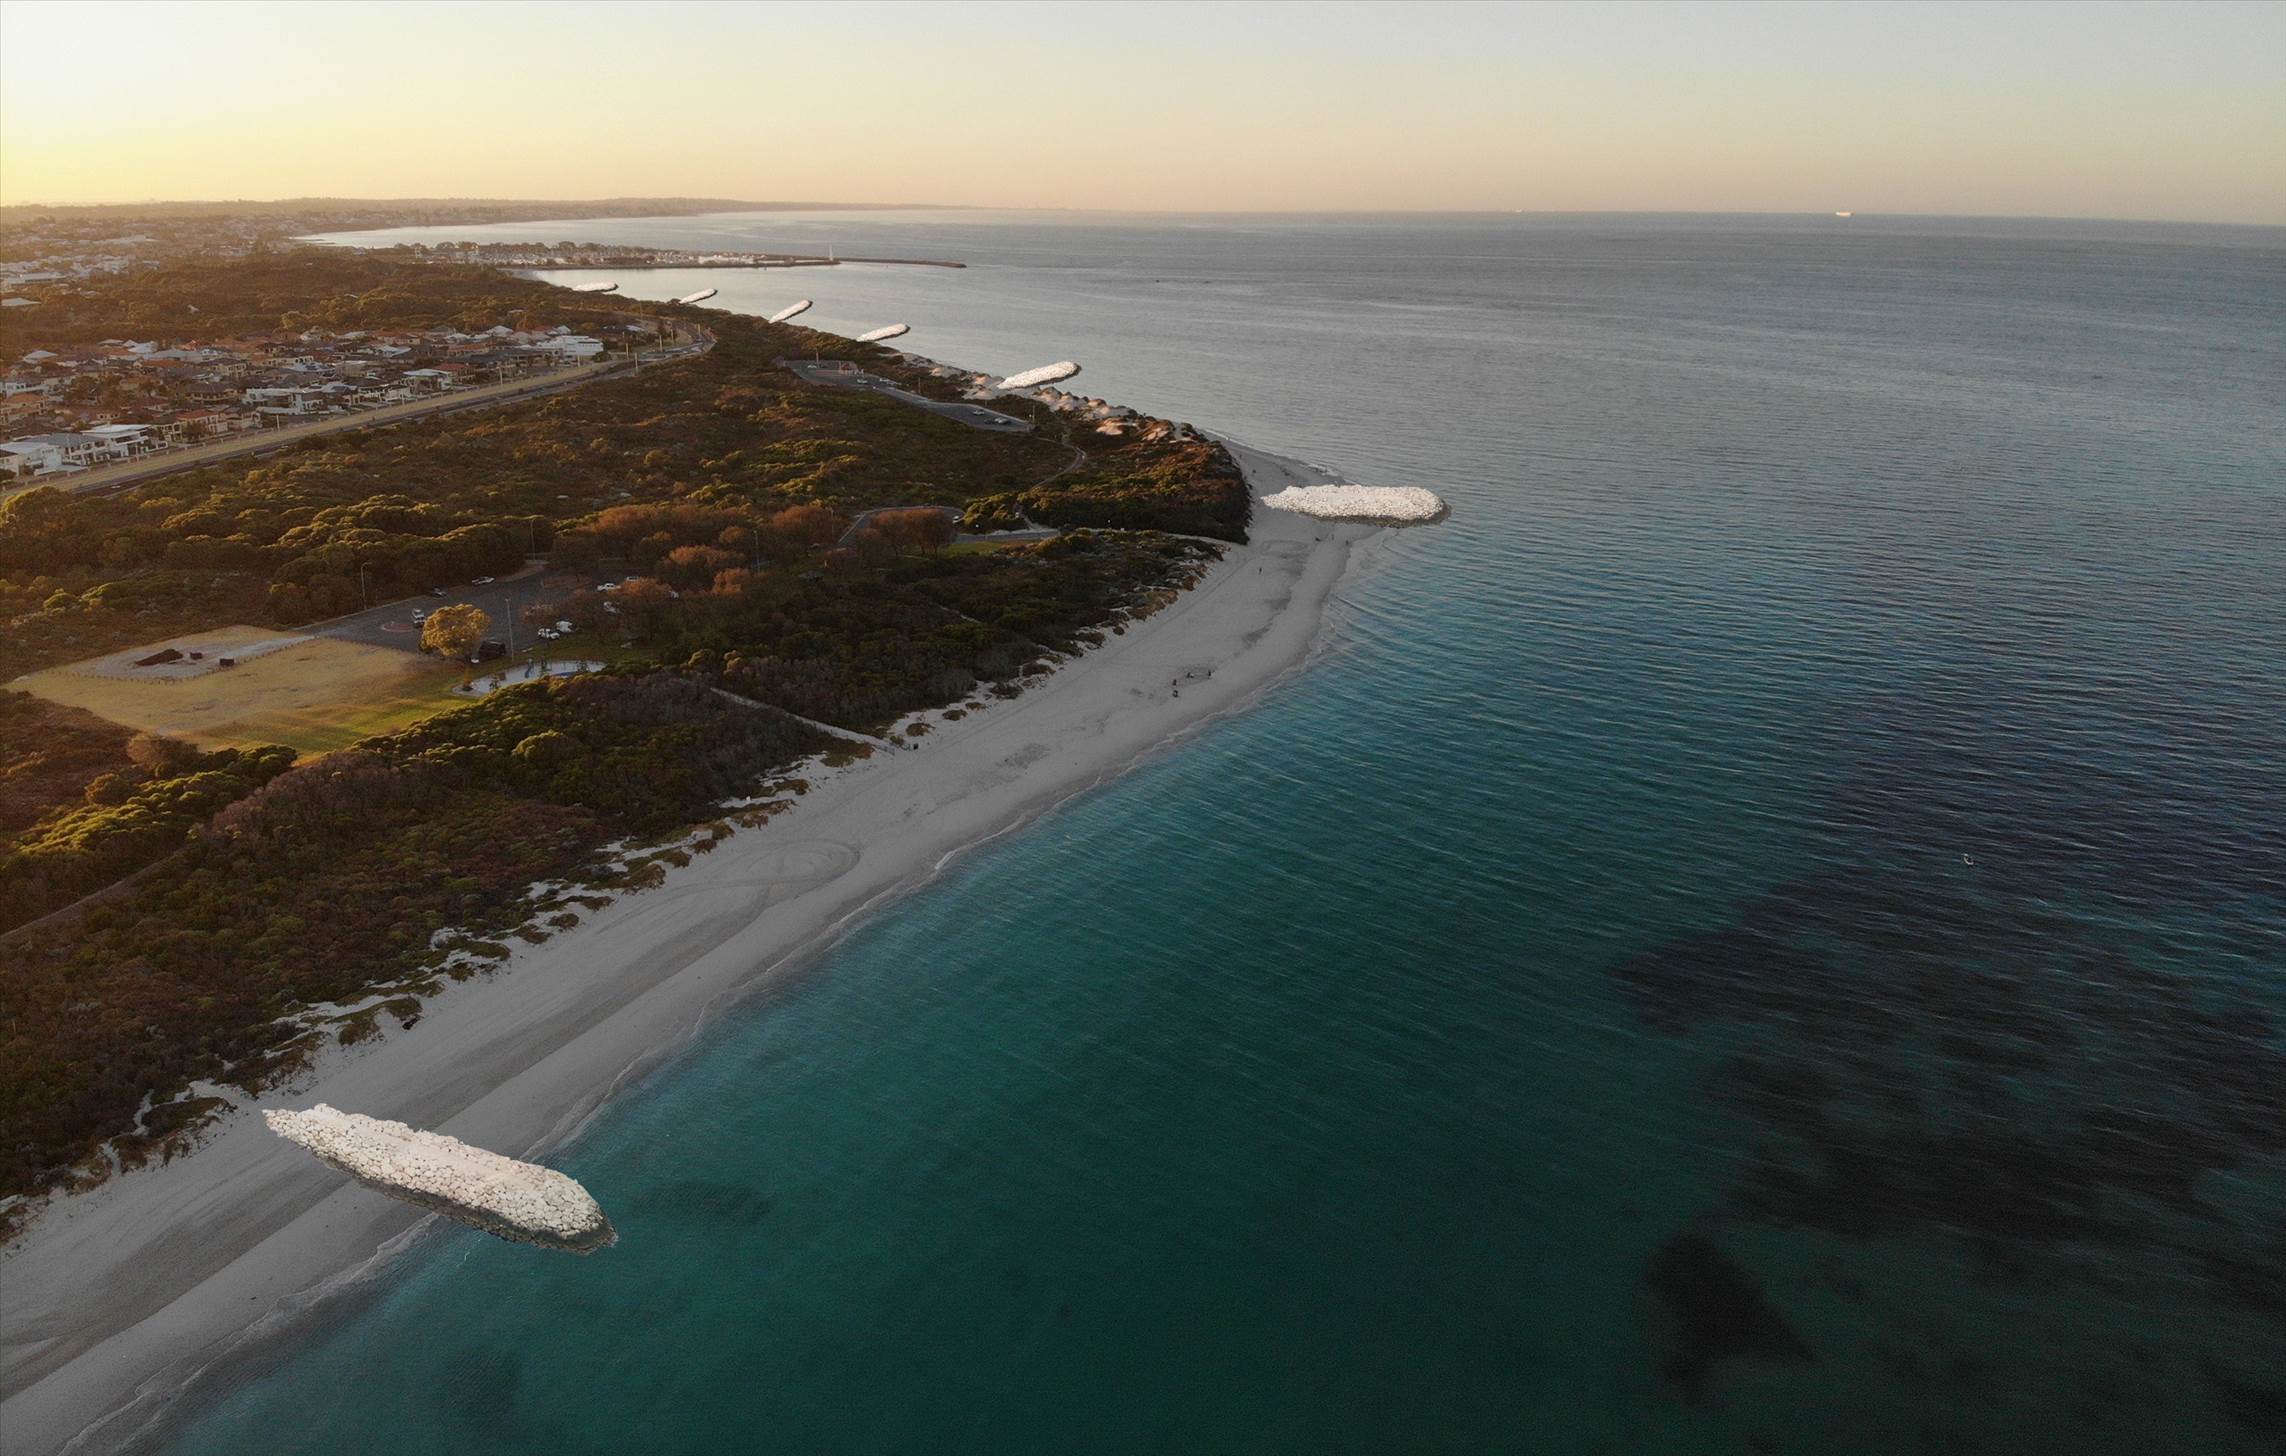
[531,334,604,361]
[0,431,105,476]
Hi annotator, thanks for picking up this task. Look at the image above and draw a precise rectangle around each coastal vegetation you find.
[0,715,294,935]
[0,248,1247,1207]
[3,250,1245,675]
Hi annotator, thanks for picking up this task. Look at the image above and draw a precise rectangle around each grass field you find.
[14,626,470,755]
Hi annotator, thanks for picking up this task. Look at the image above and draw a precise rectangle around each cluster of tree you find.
[0,693,137,838]
[634,530,1219,730]
[847,507,957,562]
[0,671,828,1200]
[0,729,295,933]
[270,515,541,624]
[957,427,1252,542]
[549,499,844,577]
[0,569,274,679]
[0,251,580,353]
[889,530,1216,654]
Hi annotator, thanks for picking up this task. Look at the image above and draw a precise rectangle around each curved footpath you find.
[0,441,1393,1456]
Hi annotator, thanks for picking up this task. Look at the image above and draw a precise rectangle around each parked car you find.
[472,575,495,585]
[554,619,575,633]
[411,610,426,623]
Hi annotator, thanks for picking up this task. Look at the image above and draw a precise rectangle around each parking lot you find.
[314,566,568,654]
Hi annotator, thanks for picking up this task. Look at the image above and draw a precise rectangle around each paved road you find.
[4,324,711,504]
[314,567,567,655]
[781,359,1032,433]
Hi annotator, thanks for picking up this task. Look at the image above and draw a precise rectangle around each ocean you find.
[162,213,2285,1453]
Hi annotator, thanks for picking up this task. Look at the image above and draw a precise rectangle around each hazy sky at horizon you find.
[3,0,2282,224]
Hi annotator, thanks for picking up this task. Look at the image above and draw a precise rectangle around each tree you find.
[421,603,490,660]
[659,544,739,590]
[876,508,955,555]
[126,732,200,776]
[614,578,676,636]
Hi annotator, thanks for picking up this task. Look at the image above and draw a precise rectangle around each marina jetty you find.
[266,1106,616,1254]
[400,242,964,270]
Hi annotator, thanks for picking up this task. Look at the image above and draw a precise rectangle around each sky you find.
[2,0,2281,224]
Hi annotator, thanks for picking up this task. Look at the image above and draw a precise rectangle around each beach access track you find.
[779,358,1032,433]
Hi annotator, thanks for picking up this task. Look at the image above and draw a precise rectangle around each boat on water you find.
[1834,211,1855,218]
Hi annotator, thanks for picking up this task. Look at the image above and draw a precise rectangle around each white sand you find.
[0,441,1387,1456]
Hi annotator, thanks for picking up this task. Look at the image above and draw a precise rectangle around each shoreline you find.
[0,439,1386,1456]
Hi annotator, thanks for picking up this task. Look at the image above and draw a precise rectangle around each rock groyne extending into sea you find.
[1262,483,1448,524]
[265,1106,615,1254]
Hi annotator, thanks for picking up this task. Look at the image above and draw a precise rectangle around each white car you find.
[472,575,495,585]
[537,628,558,641]
[554,619,575,633]
[411,610,427,623]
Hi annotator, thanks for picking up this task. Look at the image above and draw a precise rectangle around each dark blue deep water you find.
[171,213,2286,1453]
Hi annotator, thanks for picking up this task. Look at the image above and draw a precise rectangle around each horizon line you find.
[3,197,2280,231]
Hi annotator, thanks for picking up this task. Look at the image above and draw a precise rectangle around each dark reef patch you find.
[1606,655,2286,1445]
[1644,1233,1813,1404]
[1609,868,2286,1296]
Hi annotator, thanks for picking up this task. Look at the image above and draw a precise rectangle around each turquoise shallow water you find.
[165,214,2286,1453]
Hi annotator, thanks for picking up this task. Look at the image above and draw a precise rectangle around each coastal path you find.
[710,687,908,755]
[779,359,1032,433]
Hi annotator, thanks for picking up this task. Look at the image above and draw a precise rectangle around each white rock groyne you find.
[266,1105,615,1254]
[857,323,910,342]
[1261,484,1448,524]
[999,360,1081,390]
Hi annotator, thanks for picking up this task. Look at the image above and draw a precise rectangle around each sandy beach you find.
[0,440,1387,1456]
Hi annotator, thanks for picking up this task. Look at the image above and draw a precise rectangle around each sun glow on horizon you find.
[2,0,2282,226]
